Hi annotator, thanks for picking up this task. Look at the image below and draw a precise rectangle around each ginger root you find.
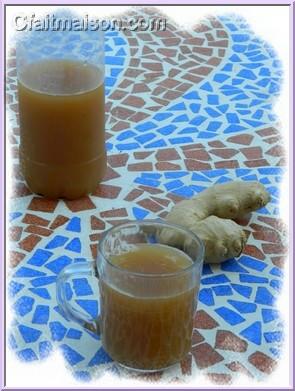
[159,181,270,264]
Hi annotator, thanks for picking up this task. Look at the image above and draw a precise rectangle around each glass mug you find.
[16,13,106,199]
[56,221,204,371]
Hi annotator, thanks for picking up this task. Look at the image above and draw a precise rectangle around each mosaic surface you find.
[7,8,287,385]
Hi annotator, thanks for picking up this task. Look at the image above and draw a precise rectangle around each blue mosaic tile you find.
[231,284,252,299]
[45,255,72,274]
[30,276,57,287]
[13,296,35,317]
[32,305,50,324]
[264,331,283,343]
[212,285,233,296]
[45,235,69,249]
[27,249,53,267]
[132,207,149,220]
[227,299,257,313]
[29,287,51,300]
[13,267,46,278]
[67,328,83,340]
[74,371,92,382]
[255,287,276,306]
[201,274,230,285]
[60,344,85,366]
[261,308,280,323]
[39,341,53,359]
[72,278,93,296]
[65,238,82,253]
[66,217,81,233]
[215,307,245,326]
[17,348,38,362]
[49,321,67,341]
[18,325,42,343]
[199,288,215,306]
[240,321,262,345]
[88,347,112,367]
[9,280,25,297]
[75,300,98,319]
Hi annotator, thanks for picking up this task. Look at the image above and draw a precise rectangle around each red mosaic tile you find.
[128,162,153,171]
[112,121,130,132]
[108,90,128,100]
[107,153,129,168]
[183,149,211,160]
[244,159,270,168]
[28,197,58,213]
[182,143,204,150]
[129,112,150,122]
[192,343,224,369]
[111,106,135,120]
[192,329,205,345]
[215,160,239,169]
[185,159,211,171]
[206,373,232,385]
[49,215,69,229]
[132,83,151,93]
[89,233,103,242]
[180,354,192,376]
[226,361,253,378]
[92,185,121,199]
[124,188,144,202]
[138,198,163,213]
[248,351,277,374]
[10,251,26,267]
[9,226,23,242]
[100,208,128,218]
[262,243,286,254]
[194,310,219,329]
[155,148,180,161]
[215,330,248,352]
[263,135,281,144]
[134,151,153,159]
[243,244,266,260]
[24,225,53,237]
[210,148,238,159]
[22,213,49,227]
[227,134,254,145]
[65,196,96,212]
[18,234,42,252]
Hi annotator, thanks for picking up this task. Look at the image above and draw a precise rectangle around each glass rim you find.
[97,219,205,278]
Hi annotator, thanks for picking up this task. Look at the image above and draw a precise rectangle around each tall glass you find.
[16,16,105,199]
[56,221,204,372]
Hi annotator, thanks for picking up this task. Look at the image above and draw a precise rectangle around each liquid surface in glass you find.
[18,59,106,199]
[100,244,196,370]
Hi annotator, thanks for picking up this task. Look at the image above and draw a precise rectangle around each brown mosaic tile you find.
[262,243,286,254]
[194,310,219,329]
[150,196,170,207]
[128,162,153,171]
[226,361,253,378]
[103,166,120,182]
[157,48,177,57]
[49,215,69,229]
[19,234,42,252]
[107,219,131,227]
[241,146,263,159]
[65,196,96,212]
[11,182,32,198]
[134,151,153,159]
[252,230,281,243]
[184,149,211,160]
[91,215,106,230]
[139,185,163,195]
[206,373,232,385]
[122,96,145,108]
[266,145,285,157]
[24,225,53,237]
[155,148,180,161]
[129,112,150,123]
[100,208,128,218]
[215,160,239,169]
[215,330,248,352]
[210,148,238,159]
[192,329,205,345]
[271,256,285,268]
[161,37,181,46]
[182,74,203,83]
[111,106,135,120]
[243,244,266,260]
[155,162,182,171]
[124,188,144,202]
[248,351,277,374]
[92,184,121,199]
[162,90,184,100]
[108,90,128,100]
[166,192,185,203]
[9,226,23,242]
[227,134,254,145]
[28,197,58,213]
[180,354,192,376]
[10,250,26,267]
[107,153,129,168]
[244,159,270,168]
[89,233,103,242]
[192,343,224,369]
[90,244,98,260]
[138,198,163,213]
[257,126,279,137]
[185,159,211,171]
[132,83,151,93]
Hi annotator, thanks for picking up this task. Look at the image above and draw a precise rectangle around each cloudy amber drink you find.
[100,244,197,370]
[18,60,106,199]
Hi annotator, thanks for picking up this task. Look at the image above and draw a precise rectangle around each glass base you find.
[116,360,179,374]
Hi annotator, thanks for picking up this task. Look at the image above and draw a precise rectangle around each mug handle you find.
[56,261,100,334]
